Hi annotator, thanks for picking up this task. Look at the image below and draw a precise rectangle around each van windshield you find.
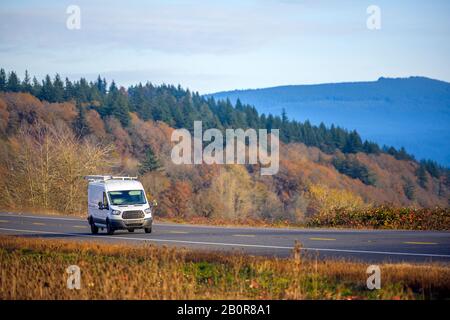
[108,190,146,205]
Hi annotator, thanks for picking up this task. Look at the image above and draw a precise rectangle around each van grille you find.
[122,210,144,219]
[125,222,143,227]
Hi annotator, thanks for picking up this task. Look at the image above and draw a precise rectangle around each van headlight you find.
[144,208,152,215]
[111,210,121,215]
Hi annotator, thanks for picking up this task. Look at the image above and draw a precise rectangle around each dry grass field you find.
[0,236,449,300]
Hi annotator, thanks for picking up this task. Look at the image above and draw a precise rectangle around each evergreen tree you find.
[75,78,91,102]
[31,76,41,97]
[1,69,425,166]
[22,70,32,93]
[40,75,55,101]
[73,104,91,137]
[280,108,289,142]
[180,93,197,130]
[138,146,161,175]
[281,108,288,123]
[420,159,441,178]
[363,141,381,154]
[235,98,244,111]
[64,78,74,100]
[343,130,363,153]
[0,68,6,91]
[104,82,130,126]
[332,155,377,186]
[244,106,259,129]
[416,163,428,189]
[395,146,413,161]
[53,74,64,102]
[6,71,20,92]
[96,75,107,96]
[403,177,416,200]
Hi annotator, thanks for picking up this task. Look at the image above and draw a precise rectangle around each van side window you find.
[103,192,108,206]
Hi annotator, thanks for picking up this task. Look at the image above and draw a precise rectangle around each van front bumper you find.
[110,217,153,230]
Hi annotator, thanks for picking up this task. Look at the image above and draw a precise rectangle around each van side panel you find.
[88,184,104,220]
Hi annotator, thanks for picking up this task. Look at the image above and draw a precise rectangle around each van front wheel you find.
[89,217,98,234]
[106,219,115,235]
[144,227,152,234]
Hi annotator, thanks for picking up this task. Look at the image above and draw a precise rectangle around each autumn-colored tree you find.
[0,121,114,213]
[140,171,171,202]
[85,109,107,138]
[0,90,448,221]
[210,166,254,220]
[307,184,367,215]
[159,181,193,218]
[105,117,132,156]
[0,98,9,135]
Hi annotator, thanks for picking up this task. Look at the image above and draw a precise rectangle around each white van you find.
[84,175,156,235]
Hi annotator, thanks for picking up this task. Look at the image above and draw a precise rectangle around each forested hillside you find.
[0,69,418,159]
[0,70,449,228]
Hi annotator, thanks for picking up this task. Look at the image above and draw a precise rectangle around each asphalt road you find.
[0,212,449,263]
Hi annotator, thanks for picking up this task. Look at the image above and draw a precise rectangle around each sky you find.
[1,0,450,93]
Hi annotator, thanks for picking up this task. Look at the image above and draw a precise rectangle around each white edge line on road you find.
[0,227,449,259]
[0,213,83,222]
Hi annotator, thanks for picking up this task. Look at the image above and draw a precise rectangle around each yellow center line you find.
[403,241,437,245]
[309,237,336,241]
[73,225,88,229]
[168,230,189,234]
[233,234,256,237]
[32,222,46,226]
[0,220,8,223]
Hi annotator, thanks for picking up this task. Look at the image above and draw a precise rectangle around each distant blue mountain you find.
[210,77,450,166]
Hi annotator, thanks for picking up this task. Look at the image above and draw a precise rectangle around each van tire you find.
[106,219,115,235]
[128,228,134,232]
[144,227,152,234]
[89,217,98,234]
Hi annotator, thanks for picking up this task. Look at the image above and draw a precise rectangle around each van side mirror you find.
[98,202,109,210]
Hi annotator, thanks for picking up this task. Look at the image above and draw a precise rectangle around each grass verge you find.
[0,236,449,300]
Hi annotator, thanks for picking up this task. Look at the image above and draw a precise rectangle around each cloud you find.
[0,1,282,55]
[0,0,366,56]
